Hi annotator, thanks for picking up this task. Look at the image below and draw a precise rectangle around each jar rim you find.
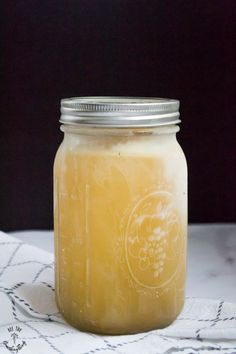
[60,96,180,128]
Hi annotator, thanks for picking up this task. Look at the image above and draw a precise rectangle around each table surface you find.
[10,224,236,303]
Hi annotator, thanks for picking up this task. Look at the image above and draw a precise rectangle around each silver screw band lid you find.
[60,96,180,127]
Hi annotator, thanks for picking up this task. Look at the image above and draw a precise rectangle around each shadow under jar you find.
[54,97,187,334]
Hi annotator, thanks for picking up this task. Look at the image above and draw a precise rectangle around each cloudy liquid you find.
[54,131,187,334]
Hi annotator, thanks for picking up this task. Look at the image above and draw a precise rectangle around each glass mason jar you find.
[54,97,187,335]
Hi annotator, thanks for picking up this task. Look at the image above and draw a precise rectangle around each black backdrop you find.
[1,1,235,231]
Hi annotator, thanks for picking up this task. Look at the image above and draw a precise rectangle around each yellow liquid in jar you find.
[54,140,187,334]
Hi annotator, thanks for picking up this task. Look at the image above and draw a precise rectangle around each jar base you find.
[58,306,183,335]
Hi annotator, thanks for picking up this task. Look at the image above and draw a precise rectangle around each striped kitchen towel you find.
[0,231,236,354]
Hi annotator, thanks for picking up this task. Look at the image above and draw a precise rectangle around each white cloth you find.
[0,231,236,354]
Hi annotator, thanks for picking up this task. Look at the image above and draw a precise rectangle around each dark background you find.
[0,1,235,231]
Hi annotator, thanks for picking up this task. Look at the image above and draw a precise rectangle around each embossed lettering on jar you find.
[54,97,187,334]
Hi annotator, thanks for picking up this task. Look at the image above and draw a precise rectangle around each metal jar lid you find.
[60,96,180,128]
